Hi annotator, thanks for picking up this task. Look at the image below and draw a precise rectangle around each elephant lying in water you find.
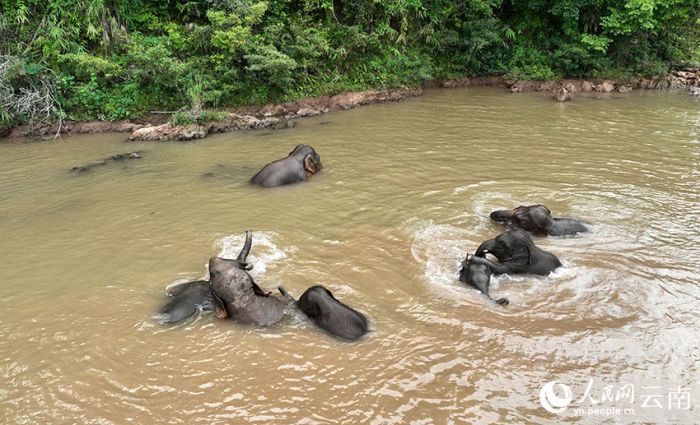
[158,231,285,326]
[472,229,562,275]
[209,231,286,326]
[251,144,322,187]
[490,204,588,236]
[459,254,509,306]
[278,285,369,341]
[158,280,213,324]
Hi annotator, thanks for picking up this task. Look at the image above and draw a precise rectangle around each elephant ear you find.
[304,154,317,175]
[522,245,533,265]
[210,285,229,319]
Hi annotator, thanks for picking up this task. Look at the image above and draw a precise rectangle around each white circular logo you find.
[539,381,573,413]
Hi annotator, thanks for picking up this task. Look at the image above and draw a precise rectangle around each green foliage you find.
[170,111,196,126]
[1,0,698,124]
[171,109,228,126]
[503,45,561,80]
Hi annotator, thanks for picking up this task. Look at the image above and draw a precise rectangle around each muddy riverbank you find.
[3,68,699,141]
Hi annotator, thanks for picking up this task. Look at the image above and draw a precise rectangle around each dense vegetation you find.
[1,0,699,128]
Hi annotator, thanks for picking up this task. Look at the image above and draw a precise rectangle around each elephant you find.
[157,280,214,324]
[489,204,588,236]
[156,230,281,325]
[251,144,323,187]
[459,254,509,305]
[209,231,286,326]
[278,285,369,341]
[473,229,562,275]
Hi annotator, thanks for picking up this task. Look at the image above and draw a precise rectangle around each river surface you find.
[1,88,699,424]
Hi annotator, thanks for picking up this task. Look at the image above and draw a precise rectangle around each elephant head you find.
[289,144,323,177]
[490,205,553,236]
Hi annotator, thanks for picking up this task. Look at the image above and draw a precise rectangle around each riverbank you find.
[1,88,423,141]
[2,69,698,142]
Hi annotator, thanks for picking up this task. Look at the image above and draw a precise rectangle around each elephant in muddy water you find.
[157,280,213,324]
[251,144,323,187]
[278,285,369,341]
[472,229,562,276]
[157,230,284,326]
[208,231,286,326]
[489,204,588,236]
[459,254,508,306]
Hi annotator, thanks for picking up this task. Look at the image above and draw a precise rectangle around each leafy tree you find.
[0,0,698,125]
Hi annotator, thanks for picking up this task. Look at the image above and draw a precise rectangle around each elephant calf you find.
[251,144,323,187]
[279,285,369,341]
[490,204,588,236]
[472,229,562,275]
[459,254,508,305]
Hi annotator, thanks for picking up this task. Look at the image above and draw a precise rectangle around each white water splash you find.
[407,219,584,306]
[452,180,498,195]
[216,231,293,277]
[407,220,505,301]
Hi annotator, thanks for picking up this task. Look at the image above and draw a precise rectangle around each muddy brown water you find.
[1,88,699,424]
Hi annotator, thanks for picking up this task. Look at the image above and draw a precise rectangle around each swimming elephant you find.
[156,230,275,324]
[157,280,213,324]
[278,285,369,341]
[209,231,286,326]
[251,144,323,187]
[473,229,562,275]
[459,254,509,305]
[490,204,588,236]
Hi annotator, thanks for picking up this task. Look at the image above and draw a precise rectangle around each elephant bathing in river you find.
[251,144,322,187]
[158,231,285,326]
[459,254,509,306]
[472,229,562,275]
[278,285,369,341]
[490,204,588,236]
[209,231,286,326]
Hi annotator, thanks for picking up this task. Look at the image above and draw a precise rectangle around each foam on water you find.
[407,220,514,305]
[216,231,293,277]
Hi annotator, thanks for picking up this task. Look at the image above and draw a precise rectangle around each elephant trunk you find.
[475,239,495,257]
[236,230,253,266]
[278,287,297,303]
